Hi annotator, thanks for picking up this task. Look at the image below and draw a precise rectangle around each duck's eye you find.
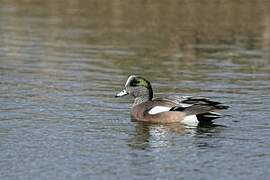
[130,79,139,86]
[130,81,136,86]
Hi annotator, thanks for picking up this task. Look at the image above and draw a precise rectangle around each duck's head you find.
[115,75,153,103]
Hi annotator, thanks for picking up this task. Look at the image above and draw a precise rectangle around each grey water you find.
[0,1,269,180]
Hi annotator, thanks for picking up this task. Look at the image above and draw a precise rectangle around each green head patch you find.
[124,75,153,100]
[129,76,151,88]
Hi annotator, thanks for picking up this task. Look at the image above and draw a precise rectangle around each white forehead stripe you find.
[125,75,136,87]
[148,106,171,115]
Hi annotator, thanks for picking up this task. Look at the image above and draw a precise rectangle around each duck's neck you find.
[133,87,153,106]
[133,96,149,106]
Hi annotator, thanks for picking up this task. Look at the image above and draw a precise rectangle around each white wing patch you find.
[148,106,171,115]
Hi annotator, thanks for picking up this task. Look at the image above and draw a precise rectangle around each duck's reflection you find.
[126,120,224,176]
[127,121,221,150]
[127,121,191,150]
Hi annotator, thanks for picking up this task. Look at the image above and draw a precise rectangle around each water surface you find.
[0,1,270,180]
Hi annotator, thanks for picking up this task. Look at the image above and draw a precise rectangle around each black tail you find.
[196,112,222,123]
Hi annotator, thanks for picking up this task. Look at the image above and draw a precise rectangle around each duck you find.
[115,75,228,126]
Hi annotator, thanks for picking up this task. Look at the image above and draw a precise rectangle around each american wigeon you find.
[115,75,228,126]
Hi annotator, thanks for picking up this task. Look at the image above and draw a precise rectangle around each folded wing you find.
[153,95,229,124]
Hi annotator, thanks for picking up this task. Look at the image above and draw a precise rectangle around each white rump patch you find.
[148,106,171,115]
[182,115,199,126]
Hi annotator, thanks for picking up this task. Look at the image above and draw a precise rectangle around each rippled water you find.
[0,1,270,180]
